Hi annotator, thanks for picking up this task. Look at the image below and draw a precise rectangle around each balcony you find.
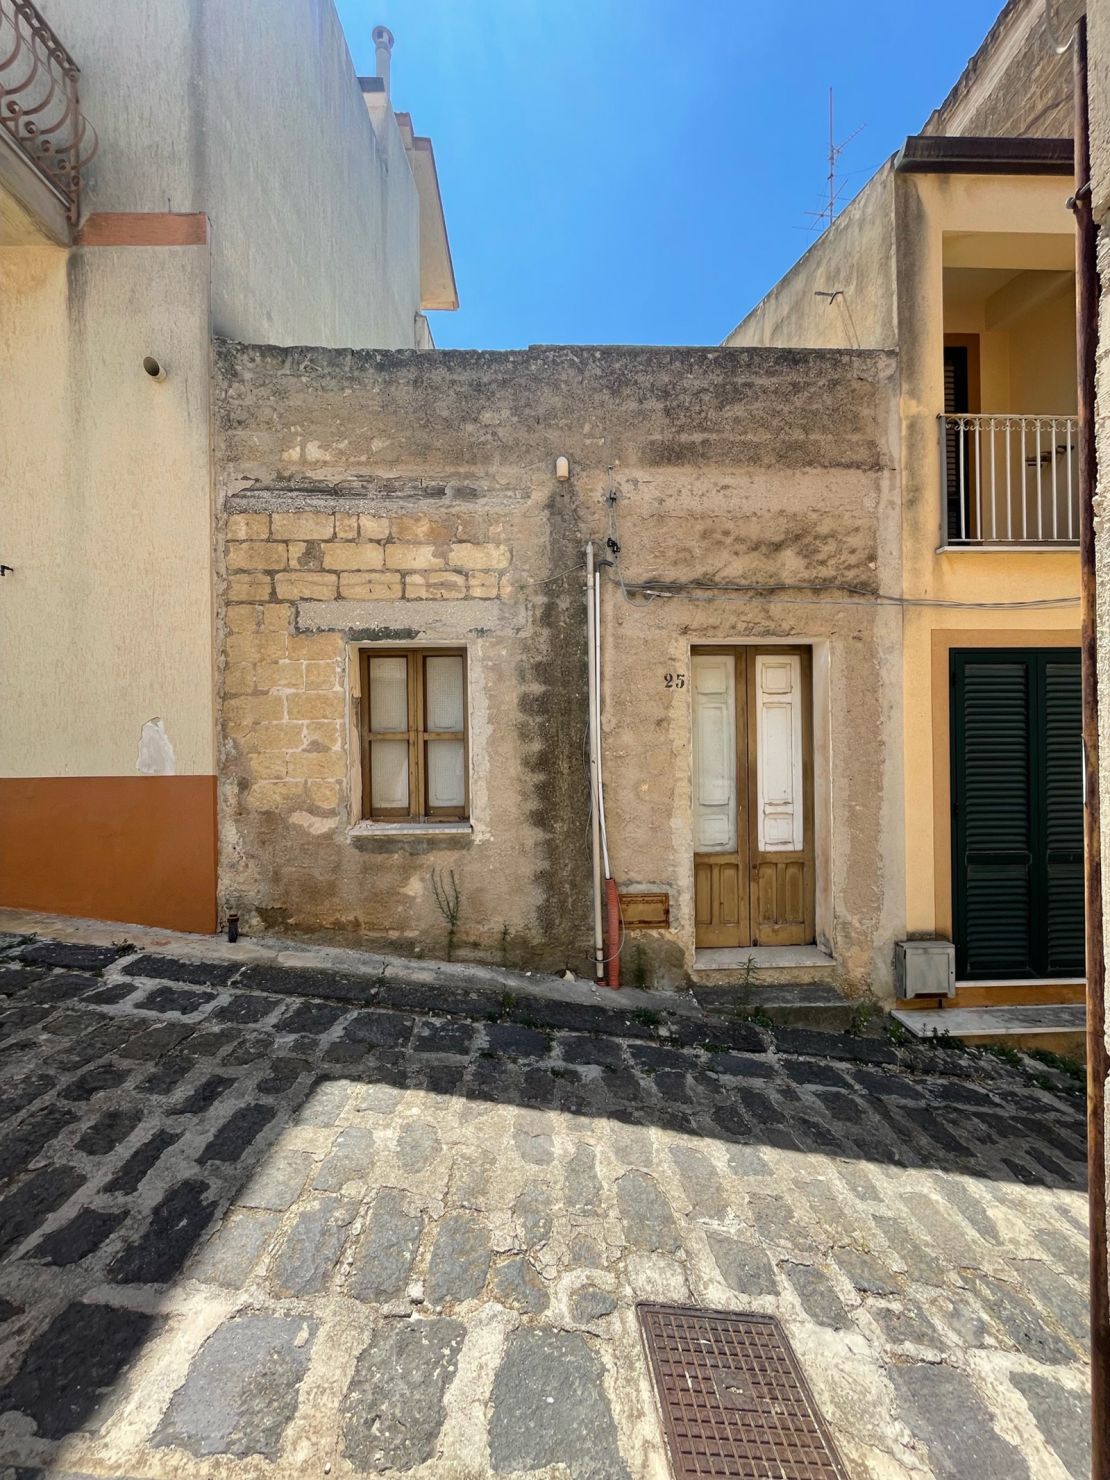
[939,413,1079,547]
[0,0,95,242]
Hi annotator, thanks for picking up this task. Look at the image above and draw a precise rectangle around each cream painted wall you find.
[895,173,1080,948]
[0,244,215,777]
[723,166,898,351]
[39,0,423,350]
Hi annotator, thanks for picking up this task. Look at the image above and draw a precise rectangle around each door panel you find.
[748,650,814,946]
[693,648,814,949]
[692,654,738,852]
[952,648,1083,979]
[1041,654,1085,975]
[693,652,748,947]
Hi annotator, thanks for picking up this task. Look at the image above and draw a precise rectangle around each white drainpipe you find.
[585,542,604,982]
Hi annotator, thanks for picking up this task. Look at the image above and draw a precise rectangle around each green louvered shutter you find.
[1039,652,1084,975]
[952,649,1084,980]
[952,654,1034,978]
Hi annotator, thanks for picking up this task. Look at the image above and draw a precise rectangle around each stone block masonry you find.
[215,342,901,990]
[222,508,515,819]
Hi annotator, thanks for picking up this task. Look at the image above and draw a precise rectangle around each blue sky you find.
[335,0,1004,349]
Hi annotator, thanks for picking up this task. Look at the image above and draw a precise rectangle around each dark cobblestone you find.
[117,1022,196,1060]
[0,965,45,995]
[155,1313,315,1457]
[0,1165,85,1256]
[211,992,277,1024]
[61,1063,131,1103]
[341,1009,412,1049]
[120,954,241,988]
[0,1300,161,1440]
[342,1318,464,1472]
[275,1000,347,1035]
[0,1101,77,1180]
[485,1022,551,1057]
[138,1056,194,1094]
[29,1206,128,1265]
[134,985,217,1016]
[170,1074,234,1115]
[25,972,104,1006]
[235,961,381,1005]
[256,1054,311,1094]
[782,1058,854,1090]
[559,1034,624,1068]
[411,1017,475,1055]
[82,980,138,1006]
[108,1180,217,1285]
[774,1026,900,1065]
[75,1106,143,1155]
[198,1102,276,1163]
[21,941,129,972]
[271,1196,355,1296]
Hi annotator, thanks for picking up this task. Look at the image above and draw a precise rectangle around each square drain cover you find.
[638,1304,850,1479]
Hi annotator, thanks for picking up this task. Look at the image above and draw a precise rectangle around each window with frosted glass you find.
[360,649,469,821]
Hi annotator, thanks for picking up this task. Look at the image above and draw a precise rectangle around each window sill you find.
[348,821,473,840]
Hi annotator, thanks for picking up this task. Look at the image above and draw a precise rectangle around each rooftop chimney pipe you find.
[372,25,394,96]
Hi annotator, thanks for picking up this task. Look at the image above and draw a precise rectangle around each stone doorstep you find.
[892,1004,1086,1039]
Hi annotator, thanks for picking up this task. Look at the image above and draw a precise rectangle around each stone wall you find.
[921,0,1083,140]
[215,342,901,992]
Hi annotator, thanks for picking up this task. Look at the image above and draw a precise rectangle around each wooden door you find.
[693,648,815,949]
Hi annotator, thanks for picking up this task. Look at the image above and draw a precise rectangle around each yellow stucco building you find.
[728,46,1083,1012]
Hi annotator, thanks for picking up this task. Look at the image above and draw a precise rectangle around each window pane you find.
[369,656,407,732]
[426,738,465,809]
[425,655,465,732]
[371,739,409,810]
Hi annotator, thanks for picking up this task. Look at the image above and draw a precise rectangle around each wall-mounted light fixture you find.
[555,455,570,480]
[142,355,166,382]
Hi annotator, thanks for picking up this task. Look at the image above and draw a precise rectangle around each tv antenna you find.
[804,88,865,233]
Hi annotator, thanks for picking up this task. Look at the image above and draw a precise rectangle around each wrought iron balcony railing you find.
[1,0,96,224]
[939,412,1079,547]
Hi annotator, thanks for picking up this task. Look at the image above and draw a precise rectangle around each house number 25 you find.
[663,672,686,689]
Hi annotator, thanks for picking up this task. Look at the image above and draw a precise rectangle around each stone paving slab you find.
[0,940,1091,1480]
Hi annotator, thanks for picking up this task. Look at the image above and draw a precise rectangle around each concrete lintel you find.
[294,599,526,637]
[225,485,528,515]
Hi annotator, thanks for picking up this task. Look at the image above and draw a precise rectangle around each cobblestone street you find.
[0,930,1091,1480]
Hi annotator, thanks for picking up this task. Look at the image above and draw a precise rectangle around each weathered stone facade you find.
[215,343,901,993]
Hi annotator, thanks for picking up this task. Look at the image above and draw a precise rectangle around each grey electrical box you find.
[894,939,955,999]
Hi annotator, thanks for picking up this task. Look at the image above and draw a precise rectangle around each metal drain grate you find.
[638,1304,850,1479]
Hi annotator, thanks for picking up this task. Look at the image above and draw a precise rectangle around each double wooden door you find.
[693,647,815,949]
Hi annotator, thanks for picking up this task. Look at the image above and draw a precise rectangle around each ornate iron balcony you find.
[1,0,96,224]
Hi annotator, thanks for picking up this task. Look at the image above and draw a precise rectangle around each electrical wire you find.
[618,578,1078,611]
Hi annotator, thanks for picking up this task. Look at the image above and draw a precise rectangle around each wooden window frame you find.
[359,648,470,823]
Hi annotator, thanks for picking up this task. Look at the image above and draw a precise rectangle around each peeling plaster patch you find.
[136,718,176,776]
[290,812,334,835]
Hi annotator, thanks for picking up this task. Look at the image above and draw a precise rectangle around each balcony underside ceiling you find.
[0,129,72,246]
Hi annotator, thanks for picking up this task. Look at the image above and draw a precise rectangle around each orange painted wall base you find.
[0,777,217,934]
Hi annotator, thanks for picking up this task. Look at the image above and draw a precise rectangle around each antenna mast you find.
[806,87,865,232]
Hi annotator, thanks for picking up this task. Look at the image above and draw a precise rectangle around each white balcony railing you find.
[939,413,1079,546]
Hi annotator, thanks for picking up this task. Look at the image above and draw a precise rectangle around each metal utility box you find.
[894,939,956,999]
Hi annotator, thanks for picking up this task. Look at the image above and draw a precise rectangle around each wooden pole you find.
[1072,18,1110,1475]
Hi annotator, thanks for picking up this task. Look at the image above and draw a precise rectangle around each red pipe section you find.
[605,876,621,989]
